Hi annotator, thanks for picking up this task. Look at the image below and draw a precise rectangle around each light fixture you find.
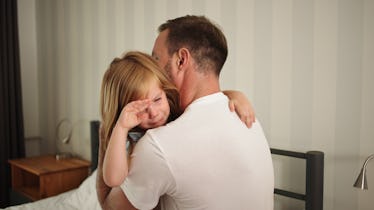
[55,118,73,160]
[353,154,374,190]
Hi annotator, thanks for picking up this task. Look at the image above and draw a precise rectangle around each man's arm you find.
[96,125,137,210]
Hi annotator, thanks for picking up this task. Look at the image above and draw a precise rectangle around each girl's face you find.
[138,79,170,129]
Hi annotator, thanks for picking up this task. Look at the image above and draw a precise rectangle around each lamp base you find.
[55,152,72,160]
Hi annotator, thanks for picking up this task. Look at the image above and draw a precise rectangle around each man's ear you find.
[176,48,189,69]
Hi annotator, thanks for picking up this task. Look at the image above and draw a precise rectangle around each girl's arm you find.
[103,99,151,187]
[103,123,129,187]
[223,90,255,128]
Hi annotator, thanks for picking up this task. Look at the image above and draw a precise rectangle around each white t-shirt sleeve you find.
[121,132,175,210]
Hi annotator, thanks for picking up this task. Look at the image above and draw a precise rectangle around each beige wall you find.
[18,0,374,209]
[18,0,41,157]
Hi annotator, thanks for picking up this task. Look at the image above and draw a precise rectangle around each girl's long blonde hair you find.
[100,51,181,149]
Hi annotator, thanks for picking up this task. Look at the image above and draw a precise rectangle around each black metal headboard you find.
[271,148,324,210]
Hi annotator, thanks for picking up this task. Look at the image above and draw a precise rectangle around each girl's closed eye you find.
[154,97,162,103]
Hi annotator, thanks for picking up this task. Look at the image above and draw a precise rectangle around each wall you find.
[17,0,41,157]
[17,0,374,209]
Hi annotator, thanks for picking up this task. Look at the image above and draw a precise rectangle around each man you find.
[97,15,274,210]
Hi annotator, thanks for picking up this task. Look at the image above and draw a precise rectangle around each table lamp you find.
[353,154,374,190]
[55,118,73,160]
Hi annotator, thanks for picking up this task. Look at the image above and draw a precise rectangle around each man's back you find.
[122,93,274,210]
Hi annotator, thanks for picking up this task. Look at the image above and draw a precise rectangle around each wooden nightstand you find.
[8,155,91,201]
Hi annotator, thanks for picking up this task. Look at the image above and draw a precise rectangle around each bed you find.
[4,120,324,210]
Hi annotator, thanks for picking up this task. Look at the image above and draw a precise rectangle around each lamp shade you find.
[353,167,368,190]
[353,154,374,190]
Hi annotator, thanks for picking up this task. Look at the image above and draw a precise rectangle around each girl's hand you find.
[116,99,151,130]
[223,90,255,128]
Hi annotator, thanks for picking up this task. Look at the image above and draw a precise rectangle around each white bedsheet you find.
[5,170,101,210]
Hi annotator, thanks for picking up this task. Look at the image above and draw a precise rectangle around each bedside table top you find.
[8,155,91,175]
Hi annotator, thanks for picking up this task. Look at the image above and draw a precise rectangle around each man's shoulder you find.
[146,120,181,139]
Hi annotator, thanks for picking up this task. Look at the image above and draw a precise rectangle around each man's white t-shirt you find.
[121,92,274,210]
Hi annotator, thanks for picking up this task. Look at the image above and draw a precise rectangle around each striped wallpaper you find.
[18,0,374,209]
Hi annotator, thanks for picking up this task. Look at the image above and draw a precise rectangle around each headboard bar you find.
[306,151,324,210]
[274,188,305,201]
[90,120,100,172]
[271,148,306,159]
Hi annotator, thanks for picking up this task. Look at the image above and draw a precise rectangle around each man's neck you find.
[179,71,220,110]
